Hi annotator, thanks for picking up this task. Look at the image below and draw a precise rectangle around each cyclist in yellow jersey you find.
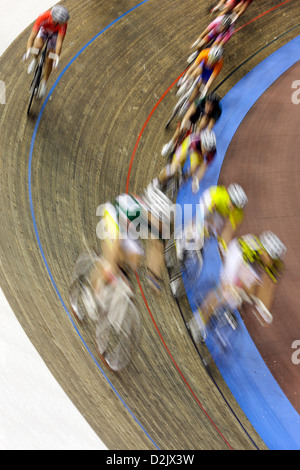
[96,188,174,292]
[174,183,247,263]
[156,128,217,194]
[200,183,247,248]
[95,194,146,284]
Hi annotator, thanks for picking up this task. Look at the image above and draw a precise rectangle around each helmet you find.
[221,14,234,30]
[143,183,174,228]
[206,92,221,106]
[259,231,286,260]
[200,129,216,151]
[227,183,248,209]
[51,5,69,23]
[208,45,223,64]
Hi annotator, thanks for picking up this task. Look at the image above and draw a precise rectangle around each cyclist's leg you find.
[119,238,144,273]
[27,35,44,74]
[146,239,164,292]
[159,135,190,185]
[38,35,58,98]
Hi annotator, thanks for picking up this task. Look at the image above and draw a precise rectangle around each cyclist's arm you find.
[195,19,217,46]
[193,160,207,182]
[202,61,223,94]
[212,0,227,11]
[55,33,65,56]
[219,218,236,246]
[181,101,197,128]
[26,29,38,52]
[215,27,234,47]
[233,0,251,19]
[251,270,276,311]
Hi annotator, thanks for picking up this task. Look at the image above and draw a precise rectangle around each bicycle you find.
[189,278,273,353]
[69,249,141,372]
[26,37,56,115]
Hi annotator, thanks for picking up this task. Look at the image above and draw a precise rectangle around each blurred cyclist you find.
[162,93,222,158]
[96,188,174,293]
[199,183,248,249]
[175,45,224,119]
[24,5,69,98]
[156,128,217,194]
[212,0,254,21]
[197,231,286,332]
[187,13,235,64]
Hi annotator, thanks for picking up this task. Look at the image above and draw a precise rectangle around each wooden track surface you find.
[0,0,299,450]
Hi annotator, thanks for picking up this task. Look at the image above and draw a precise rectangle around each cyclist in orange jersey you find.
[176,45,223,118]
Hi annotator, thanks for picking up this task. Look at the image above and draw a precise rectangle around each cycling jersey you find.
[221,237,260,291]
[173,132,216,169]
[238,234,283,283]
[33,10,67,37]
[206,15,234,45]
[202,185,244,232]
[195,48,223,80]
[101,194,146,253]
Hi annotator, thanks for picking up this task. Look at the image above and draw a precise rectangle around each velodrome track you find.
[0,0,299,450]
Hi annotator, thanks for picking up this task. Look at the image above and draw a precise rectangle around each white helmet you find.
[259,231,286,260]
[208,45,223,63]
[227,183,248,209]
[51,5,69,23]
[200,129,216,151]
[143,183,174,228]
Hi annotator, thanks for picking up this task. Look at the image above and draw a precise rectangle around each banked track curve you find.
[0,0,298,449]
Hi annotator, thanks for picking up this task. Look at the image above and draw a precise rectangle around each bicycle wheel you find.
[69,277,100,322]
[95,299,141,372]
[208,305,239,351]
[68,249,102,322]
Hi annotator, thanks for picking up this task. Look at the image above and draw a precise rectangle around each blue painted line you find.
[178,36,300,450]
[28,0,160,450]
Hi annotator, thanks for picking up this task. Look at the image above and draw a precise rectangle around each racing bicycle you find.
[27,37,56,115]
[69,249,141,372]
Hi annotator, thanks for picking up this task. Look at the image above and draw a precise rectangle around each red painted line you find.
[234,0,294,33]
[126,0,294,450]
[125,72,186,194]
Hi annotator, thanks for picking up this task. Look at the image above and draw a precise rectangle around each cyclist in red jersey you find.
[24,5,69,98]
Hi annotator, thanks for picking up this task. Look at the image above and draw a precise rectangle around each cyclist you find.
[197,231,286,332]
[187,13,235,64]
[233,0,254,21]
[142,182,174,292]
[176,182,247,263]
[156,128,217,194]
[199,183,248,249]
[96,189,173,293]
[24,5,69,98]
[212,0,254,21]
[96,193,146,282]
[162,93,222,158]
[176,45,224,119]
